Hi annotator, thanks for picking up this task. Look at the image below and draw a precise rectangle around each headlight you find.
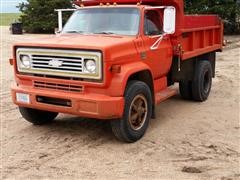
[20,55,31,68]
[84,59,96,73]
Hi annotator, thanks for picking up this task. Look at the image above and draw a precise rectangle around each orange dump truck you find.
[10,0,223,142]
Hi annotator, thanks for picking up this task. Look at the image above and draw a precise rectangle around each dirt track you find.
[0,26,240,180]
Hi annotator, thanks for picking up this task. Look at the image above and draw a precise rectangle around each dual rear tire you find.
[179,61,212,102]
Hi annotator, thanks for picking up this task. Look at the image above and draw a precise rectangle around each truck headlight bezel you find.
[19,54,31,69]
[84,59,97,73]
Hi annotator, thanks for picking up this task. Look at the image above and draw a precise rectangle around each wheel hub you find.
[203,70,210,93]
[128,94,148,130]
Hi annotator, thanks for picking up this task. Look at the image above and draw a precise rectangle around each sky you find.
[0,0,26,13]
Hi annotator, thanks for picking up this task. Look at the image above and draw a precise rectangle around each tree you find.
[18,0,72,33]
[185,0,240,34]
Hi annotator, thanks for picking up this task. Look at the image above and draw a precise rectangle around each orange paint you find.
[11,1,223,120]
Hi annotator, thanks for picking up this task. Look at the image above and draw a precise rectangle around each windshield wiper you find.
[94,31,115,35]
[64,30,85,34]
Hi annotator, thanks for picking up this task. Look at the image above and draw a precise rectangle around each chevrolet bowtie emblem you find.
[49,59,63,67]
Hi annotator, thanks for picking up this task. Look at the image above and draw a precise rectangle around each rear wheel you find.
[111,81,152,143]
[19,107,58,125]
[192,61,212,101]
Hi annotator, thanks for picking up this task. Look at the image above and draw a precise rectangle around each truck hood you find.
[14,34,139,62]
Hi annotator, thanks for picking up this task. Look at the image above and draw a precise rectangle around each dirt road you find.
[1,26,240,180]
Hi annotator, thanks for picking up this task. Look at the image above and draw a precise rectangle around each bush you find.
[18,0,72,33]
[185,0,240,34]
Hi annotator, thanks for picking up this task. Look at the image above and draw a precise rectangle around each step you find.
[155,88,177,104]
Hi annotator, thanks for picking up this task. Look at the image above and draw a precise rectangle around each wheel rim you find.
[203,70,211,93]
[128,94,148,131]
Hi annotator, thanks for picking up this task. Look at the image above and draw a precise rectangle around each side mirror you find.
[163,7,176,34]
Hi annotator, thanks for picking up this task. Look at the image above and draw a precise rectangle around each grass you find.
[0,13,20,26]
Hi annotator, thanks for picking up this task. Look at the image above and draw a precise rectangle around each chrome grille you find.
[31,55,84,72]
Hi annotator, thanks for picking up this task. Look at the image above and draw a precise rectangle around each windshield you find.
[62,8,140,36]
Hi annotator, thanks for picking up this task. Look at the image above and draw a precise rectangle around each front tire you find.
[111,81,152,143]
[19,107,58,125]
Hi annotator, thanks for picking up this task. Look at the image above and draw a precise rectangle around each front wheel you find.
[19,107,58,125]
[111,81,152,143]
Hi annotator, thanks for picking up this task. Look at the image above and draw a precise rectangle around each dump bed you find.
[179,15,223,60]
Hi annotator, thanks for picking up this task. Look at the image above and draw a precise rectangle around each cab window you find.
[144,10,163,36]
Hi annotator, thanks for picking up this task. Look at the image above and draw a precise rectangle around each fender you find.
[107,61,153,97]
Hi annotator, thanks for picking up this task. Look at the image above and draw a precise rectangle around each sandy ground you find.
[0,26,239,180]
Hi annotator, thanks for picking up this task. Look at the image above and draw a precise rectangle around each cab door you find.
[142,10,173,79]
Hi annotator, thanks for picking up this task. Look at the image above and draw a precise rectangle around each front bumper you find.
[11,85,124,120]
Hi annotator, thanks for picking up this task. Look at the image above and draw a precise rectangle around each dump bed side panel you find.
[180,15,223,60]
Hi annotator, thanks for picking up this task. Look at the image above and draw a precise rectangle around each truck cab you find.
[11,0,223,142]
